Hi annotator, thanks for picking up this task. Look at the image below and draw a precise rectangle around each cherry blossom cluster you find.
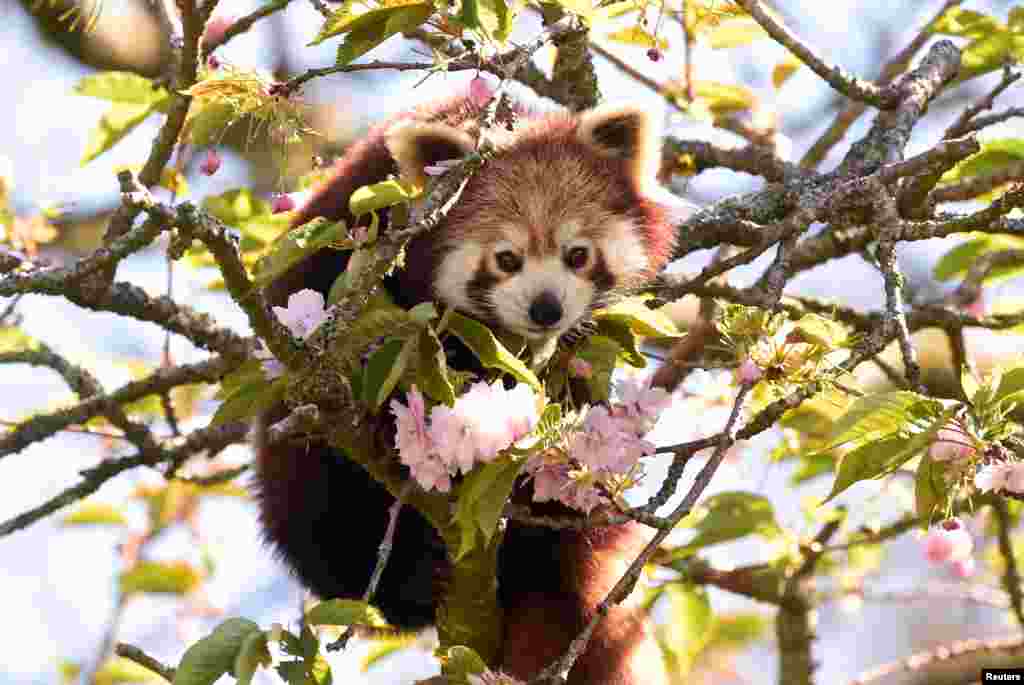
[391,382,540,492]
[974,460,1024,495]
[527,373,674,514]
[922,517,975,578]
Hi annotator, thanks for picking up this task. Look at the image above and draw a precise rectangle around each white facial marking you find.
[435,243,484,314]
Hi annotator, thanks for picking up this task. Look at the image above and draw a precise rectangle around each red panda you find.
[255,92,676,684]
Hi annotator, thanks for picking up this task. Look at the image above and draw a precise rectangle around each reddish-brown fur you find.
[256,94,674,684]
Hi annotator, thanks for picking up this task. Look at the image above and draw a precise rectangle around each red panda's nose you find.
[529,291,563,327]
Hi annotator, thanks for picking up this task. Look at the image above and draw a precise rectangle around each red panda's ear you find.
[386,123,476,190]
[577,104,661,184]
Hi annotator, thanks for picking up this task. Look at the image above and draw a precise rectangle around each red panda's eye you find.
[565,246,589,269]
[495,250,523,273]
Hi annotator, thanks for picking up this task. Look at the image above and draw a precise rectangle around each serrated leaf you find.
[825,403,959,502]
[676,492,780,555]
[825,391,941,450]
[453,457,523,561]
[361,338,412,409]
[74,71,169,106]
[417,327,455,405]
[82,103,158,165]
[120,560,202,595]
[234,631,272,685]
[349,180,417,217]
[320,3,434,65]
[606,26,667,49]
[211,376,288,427]
[253,218,350,290]
[305,599,390,628]
[174,619,262,685]
[593,296,682,338]
[445,312,541,391]
[61,501,128,527]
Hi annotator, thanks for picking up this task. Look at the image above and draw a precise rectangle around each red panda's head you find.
[386,104,676,343]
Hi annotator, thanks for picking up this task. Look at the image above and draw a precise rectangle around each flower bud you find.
[198,149,221,176]
[736,358,763,385]
[271,193,296,214]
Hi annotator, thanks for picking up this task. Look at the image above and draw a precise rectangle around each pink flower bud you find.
[569,357,593,379]
[198,149,221,176]
[924,521,973,564]
[271,193,295,214]
[928,424,976,463]
[963,294,986,319]
[646,48,663,62]
[951,556,976,579]
[736,358,763,385]
[923,530,954,564]
[469,76,493,107]
[206,54,221,70]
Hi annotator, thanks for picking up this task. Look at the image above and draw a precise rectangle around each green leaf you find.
[316,3,434,65]
[606,26,667,49]
[360,337,412,409]
[959,32,1016,81]
[445,312,541,391]
[305,599,390,628]
[0,326,39,353]
[174,619,262,685]
[676,492,780,555]
[349,180,417,217]
[457,0,482,30]
[81,103,159,165]
[61,501,128,527]
[417,327,455,405]
[359,633,419,671]
[789,313,849,348]
[253,218,350,290]
[930,8,1002,39]
[707,612,768,649]
[824,403,959,502]
[216,359,268,400]
[186,100,237,147]
[995,366,1024,403]
[573,334,621,401]
[477,0,517,42]
[593,317,646,367]
[699,16,766,48]
[120,560,202,595]
[940,140,1024,184]
[211,376,288,427]
[593,296,682,338]
[74,72,169,106]
[234,631,272,685]
[932,233,1024,283]
[915,452,947,524]
[93,657,164,685]
[453,457,523,561]
[824,391,941,451]
[823,436,916,502]
[658,583,712,676]
[442,646,489,680]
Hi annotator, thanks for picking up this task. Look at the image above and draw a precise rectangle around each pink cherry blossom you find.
[614,372,672,428]
[1006,463,1024,494]
[428,404,477,475]
[199,149,221,176]
[924,519,973,566]
[201,14,236,53]
[271,289,328,340]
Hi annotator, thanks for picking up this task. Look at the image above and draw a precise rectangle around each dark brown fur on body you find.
[256,94,673,684]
